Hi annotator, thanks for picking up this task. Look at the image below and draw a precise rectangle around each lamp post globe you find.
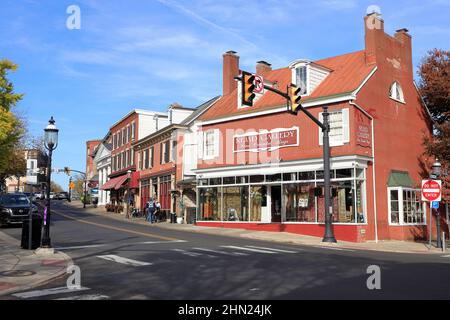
[41,117,58,249]
[432,159,442,178]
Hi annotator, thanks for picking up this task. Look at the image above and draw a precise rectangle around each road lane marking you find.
[55,244,107,250]
[97,255,152,267]
[13,287,90,299]
[245,246,300,253]
[56,294,109,300]
[132,240,187,245]
[192,247,248,256]
[442,255,450,258]
[221,246,278,254]
[53,210,180,242]
[171,249,205,257]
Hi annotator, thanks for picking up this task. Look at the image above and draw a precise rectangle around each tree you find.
[418,49,450,201]
[50,181,64,193]
[0,59,25,180]
[72,174,85,197]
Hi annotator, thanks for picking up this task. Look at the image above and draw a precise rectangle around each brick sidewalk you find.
[0,231,72,297]
[66,201,448,255]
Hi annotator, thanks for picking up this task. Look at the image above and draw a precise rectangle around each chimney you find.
[394,28,411,45]
[364,12,384,65]
[256,61,272,76]
[394,28,413,76]
[223,51,240,96]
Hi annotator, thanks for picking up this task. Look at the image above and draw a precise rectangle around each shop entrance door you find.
[271,186,282,223]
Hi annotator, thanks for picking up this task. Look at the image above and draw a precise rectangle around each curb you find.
[0,231,73,297]
[63,202,445,256]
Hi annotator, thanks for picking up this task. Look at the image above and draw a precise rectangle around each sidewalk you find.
[66,201,448,255]
[0,231,72,297]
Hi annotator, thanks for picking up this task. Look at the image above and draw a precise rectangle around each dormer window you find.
[389,82,405,103]
[295,65,308,95]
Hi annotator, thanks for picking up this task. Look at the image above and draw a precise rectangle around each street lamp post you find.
[126,170,132,219]
[41,117,59,248]
[322,107,337,243]
[432,159,442,248]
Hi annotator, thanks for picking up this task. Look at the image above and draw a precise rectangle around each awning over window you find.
[387,171,414,188]
[113,175,129,190]
[101,175,128,190]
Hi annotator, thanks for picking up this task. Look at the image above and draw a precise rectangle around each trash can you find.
[170,213,177,223]
[21,216,43,250]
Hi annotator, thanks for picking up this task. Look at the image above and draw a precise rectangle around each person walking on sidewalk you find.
[146,198,156,224]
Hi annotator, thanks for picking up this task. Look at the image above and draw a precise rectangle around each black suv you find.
[0,193,40,227]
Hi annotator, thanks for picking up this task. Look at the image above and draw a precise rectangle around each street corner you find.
[0,234,73,297]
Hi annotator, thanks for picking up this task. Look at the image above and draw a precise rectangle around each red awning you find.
[100,176,122,190]
[114,175,129,190]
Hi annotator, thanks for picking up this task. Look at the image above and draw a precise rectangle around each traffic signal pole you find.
[236,76,337,243]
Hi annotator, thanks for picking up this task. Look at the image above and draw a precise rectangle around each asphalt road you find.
[1,201,450,300]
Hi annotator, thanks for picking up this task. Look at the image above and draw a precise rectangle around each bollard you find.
[443,232,446,252]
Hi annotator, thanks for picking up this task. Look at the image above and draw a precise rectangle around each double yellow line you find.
[53,210,180,242]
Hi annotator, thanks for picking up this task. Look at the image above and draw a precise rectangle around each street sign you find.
[421,179,442,202]
[432,201,440,209]
[253,75,264,94]
[69,182,75,190]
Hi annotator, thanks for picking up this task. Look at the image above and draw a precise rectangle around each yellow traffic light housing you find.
[241,71,256,107]
[288,84,302,115]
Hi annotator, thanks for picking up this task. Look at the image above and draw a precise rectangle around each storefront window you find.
[250,186,266,222]
[298,171,315,181]
[284,183,315,222]
[210,178,222,186]
[250,175,265,183]
[332,181,355,223]
[388,188,424,225]
[223,177,236,185]
[223,186,249,221]
[266,174,282,182]
[199,187,221,221]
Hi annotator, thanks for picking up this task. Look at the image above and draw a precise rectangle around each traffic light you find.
[64,167,71,176]
[241,71,256,107]
[288,84,302,115]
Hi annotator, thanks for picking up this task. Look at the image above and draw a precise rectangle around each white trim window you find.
[389,82,405,103]
[319,108,350,146]
[295,65,308,95]
[203,129,219,160]
[388,187,425,225]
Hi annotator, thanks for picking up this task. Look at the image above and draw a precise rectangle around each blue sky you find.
[0,0,449,189]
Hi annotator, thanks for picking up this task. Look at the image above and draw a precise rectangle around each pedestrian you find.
[146,198,156,224]
[154,200,161,223]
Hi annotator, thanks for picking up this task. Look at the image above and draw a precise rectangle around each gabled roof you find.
[200,50,375,121]
[181,96,221,125]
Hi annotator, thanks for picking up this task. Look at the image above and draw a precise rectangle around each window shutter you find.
[213,129,220,158]
[160,143,163,164]
[318,112,324,146]
[197,132,204,159]
[150,147,154,168]
[342,108,350,143]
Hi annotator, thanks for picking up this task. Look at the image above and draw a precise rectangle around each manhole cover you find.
[0,270,36,277]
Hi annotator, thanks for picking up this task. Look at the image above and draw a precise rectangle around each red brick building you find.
[133,99,220,221]
[100,109,170,208]
[194,13,437,242]
[86,140,102,180]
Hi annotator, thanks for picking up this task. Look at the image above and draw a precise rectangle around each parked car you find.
[56,192,69,200]
[49,192,56,199]
[0,193,40,227]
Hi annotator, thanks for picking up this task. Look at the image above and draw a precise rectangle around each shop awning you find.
[387,171,414,188]
[114,175,129,190]
[130,172,140,189]
[100,176,122,190]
